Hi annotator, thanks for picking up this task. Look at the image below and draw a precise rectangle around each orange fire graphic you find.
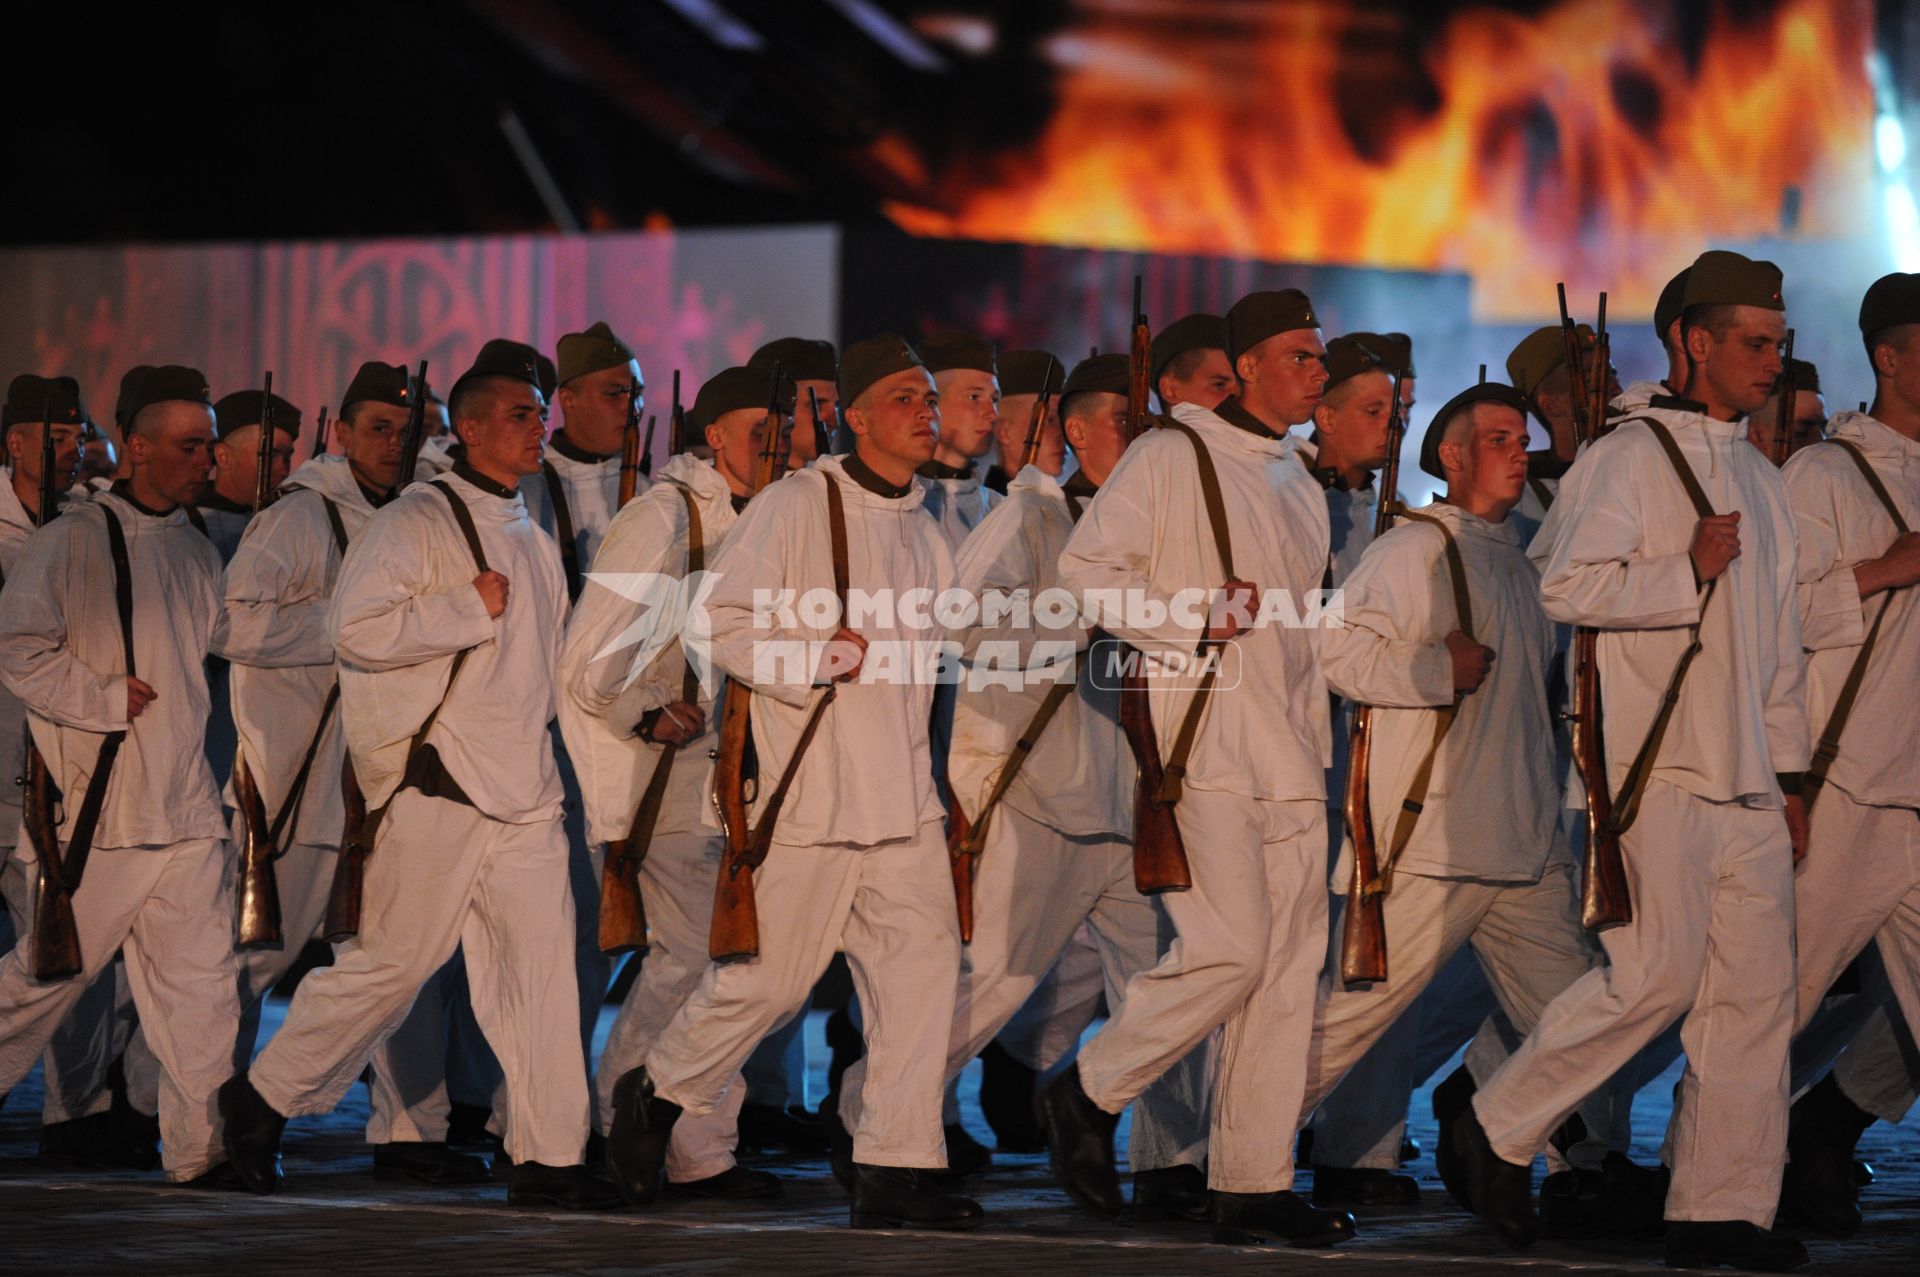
[886,0,1875,321]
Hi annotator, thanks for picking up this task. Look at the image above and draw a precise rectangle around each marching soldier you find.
[1774,275,1920,1235]
[1454,252,1812,1272]
[0,365,246,1186]
[218,341,619,1209]
[215,360,486,1185]
[913,332,1001,552]
[1039,290,1356,1247]
[602,335,981,1231]
[523,321,643,597]
[838,352,1212,1218]
[562,366,782,1204]
[986,350,1065,493]
[195,390,301,564]
[1306,383,1631,1217]
[1506,324,1599,529]
[750,337,838,473]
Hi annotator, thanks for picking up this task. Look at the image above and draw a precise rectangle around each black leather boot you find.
[1132,1163,1210,1220]
[1310,1164,1420,1208]
[1664,1220,1810,1271]
[979,1041,1043,1152]
[848,1162,984,1230]
[603,1067,681,1207]
[821,1089,855,1190]
[38,1114,120,1170]
[1782,1073,1874,1237]
[506,1161,624,1210]
[941,1122,993,1177]
[1211,1189,1357,1247]
[1451,1106,1537,1249]
[1538,1152,1666,1239]
[217,1072,287,1195]
[665,1164,784,1200]
[372,1140,493,1185]
[1431,1065,1477,1210]
[737,1102,829,1154]
[1034,1064,1122,1217]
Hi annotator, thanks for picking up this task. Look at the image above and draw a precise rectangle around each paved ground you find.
[2,1006,1915,1274]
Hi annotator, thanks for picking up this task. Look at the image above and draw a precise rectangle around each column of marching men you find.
[0,248,1918,1271]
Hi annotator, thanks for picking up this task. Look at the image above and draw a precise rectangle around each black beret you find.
[214,390,302,438]
[1783,358,1820,395]
[121,365,213,427]
[916,332,997,377]
[1419,382,1531,480]
[5,374,86,429]
[749,337,838,383]
[1681,250,1784,312]
[450,339,545,404]
[1061,352,1129,400]
[1149,313,1228,388]
[1860,272,1920,337]
[1321,335,1387,393]
[556,320,638,387]
[839,333,928,406]
[535,353,558,400]
[1654,268,1690,345]
[690,365,787,431]
[341,361,415,411]
[1225,289,1319,363]
[114,365,156,431]
[997,349,1061,397]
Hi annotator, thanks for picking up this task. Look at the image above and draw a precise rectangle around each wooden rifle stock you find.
[618,384,643,508]
[1018,356,1061,472]
[235,372,287,949]
[323,758,369,942]
[708,365,791,961]
[25,398,85,978]
[1110,282,1192,895]
[599,754,671,955]
[1556,288,1632,930]
[1336,363,1408,985]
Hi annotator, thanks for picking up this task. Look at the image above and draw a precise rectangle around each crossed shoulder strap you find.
[1151,420,1235,803]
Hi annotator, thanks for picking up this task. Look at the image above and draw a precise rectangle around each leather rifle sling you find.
[1605,417,1719,837]
[59,505,138,892]
[1154,421,1235,804]
[1369,510,1476,895]
[737,475,850,869]
[1805,439,1913,812]
[542,461,583,602]
[359,480,491,846]
[619,482,706,858]
[264,496,352,850]
[1527,476,1555,512]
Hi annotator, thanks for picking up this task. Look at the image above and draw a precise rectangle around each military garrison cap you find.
[1859,272,1920,338]
[114,365,156,431]
[214,390,302,438]
[915,332,997,377]
[120,365,213,427]
[556,321,638,387]
[1420,382,1531,480]
[690,365,787,431]
[749,337,837,383]
[341,361,415,411]
[839,334,927,406]
[1371,332,1415,379]
[1681,251,1785,312]
[997,350,1061,397]
[1148,313,1228,388]
[1505,324,1594,400]
[1225,289,1319,363]
[1061,352,1129,399]
[1321,335,1388,393]
[4,374,86,429]
[1654,268,1691,346]
[450,339,546,403]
